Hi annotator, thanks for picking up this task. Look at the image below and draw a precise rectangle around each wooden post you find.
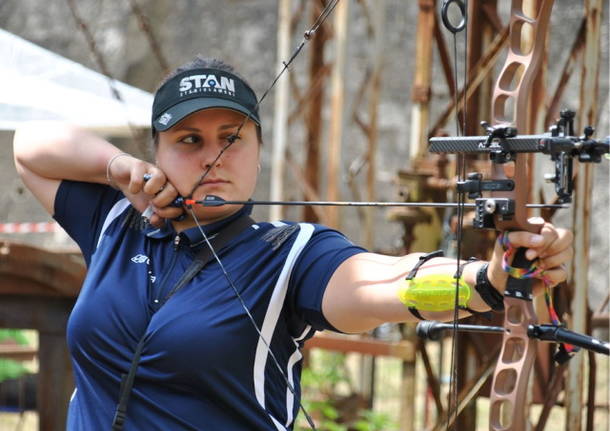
[408,0,435,160]
[270,0,292,221]
[567,1,602,430]
[364,0,385,249]
[399,325,417,431]
[303,0,327,223]
[325,0,349,229]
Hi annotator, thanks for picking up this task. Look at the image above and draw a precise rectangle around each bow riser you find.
[488,2,555,431]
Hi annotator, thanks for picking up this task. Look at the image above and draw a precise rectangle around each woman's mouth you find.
[200,179,228,185]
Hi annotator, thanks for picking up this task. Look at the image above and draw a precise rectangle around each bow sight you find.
[429,110,609,229]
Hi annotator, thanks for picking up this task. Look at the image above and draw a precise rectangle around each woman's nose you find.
[200,145,223,169]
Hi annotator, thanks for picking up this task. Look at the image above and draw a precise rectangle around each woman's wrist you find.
[106,152,133,186]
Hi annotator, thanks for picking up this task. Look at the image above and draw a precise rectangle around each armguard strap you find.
[404,250,445,320]
[405,250,445,280]
[408,307,426,320]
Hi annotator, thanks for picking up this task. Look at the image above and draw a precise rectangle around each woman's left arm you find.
[321,222,573,333]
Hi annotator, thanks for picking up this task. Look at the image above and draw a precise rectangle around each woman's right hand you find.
[107,154,184,227]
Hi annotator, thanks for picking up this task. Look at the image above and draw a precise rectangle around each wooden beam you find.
[326,0,349,229]
[269,0,292,221]
[304,332,415,360]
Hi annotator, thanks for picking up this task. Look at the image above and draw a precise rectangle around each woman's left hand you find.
[487,219,574,295]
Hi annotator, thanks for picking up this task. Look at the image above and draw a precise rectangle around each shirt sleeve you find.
[53,180,124,266]
[289,225,367,332]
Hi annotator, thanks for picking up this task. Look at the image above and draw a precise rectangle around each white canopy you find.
[0,28,153,136]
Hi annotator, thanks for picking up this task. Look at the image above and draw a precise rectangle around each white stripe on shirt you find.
[95,198,130,249]
[253,223,315,430]
[285,325,313,427]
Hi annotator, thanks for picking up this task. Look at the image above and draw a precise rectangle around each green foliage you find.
[0,329,29,382]
[296,352,397,431]
[353,410,395,431]
[0,329,28,345]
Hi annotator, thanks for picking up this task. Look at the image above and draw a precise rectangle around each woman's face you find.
[156,108,260,225]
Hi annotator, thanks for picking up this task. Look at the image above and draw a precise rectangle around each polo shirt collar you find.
[145,204,253,249]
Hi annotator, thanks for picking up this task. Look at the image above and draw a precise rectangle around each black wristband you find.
[475,263,505,312]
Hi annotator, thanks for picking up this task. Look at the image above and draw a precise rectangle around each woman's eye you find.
[224,134,241,144]
[179,135,201,144]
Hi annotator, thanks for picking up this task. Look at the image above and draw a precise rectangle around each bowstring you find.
[184,1,341,429]
[443,1,469,430]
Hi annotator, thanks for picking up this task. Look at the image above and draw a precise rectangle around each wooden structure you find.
[268,1,608,429]
[0,241,84,430]
[400,1,608,430]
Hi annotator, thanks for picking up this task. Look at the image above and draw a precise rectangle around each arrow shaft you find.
[192,199,568,209]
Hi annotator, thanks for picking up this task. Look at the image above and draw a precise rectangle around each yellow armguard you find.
[397,274,471,312]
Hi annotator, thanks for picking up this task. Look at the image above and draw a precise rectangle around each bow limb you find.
[488,2,555,430]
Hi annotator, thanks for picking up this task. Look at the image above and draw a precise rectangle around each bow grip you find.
[504,247,534,301]
[489,245,538,431]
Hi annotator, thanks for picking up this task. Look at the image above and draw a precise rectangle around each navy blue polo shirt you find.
[54,180,366,430]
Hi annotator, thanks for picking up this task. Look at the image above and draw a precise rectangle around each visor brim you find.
[153,97,260,132]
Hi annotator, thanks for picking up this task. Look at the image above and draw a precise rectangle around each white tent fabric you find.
[0,28,153,135]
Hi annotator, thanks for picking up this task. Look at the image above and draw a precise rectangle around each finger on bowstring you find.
[150,181,179,209]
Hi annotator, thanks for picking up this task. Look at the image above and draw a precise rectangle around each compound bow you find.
[419,1,610,431]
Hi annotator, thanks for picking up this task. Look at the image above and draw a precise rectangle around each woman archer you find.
[13,56,572,430]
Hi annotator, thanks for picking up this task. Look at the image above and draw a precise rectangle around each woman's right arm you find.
[13,123,125,214]
[13,123,180,223]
